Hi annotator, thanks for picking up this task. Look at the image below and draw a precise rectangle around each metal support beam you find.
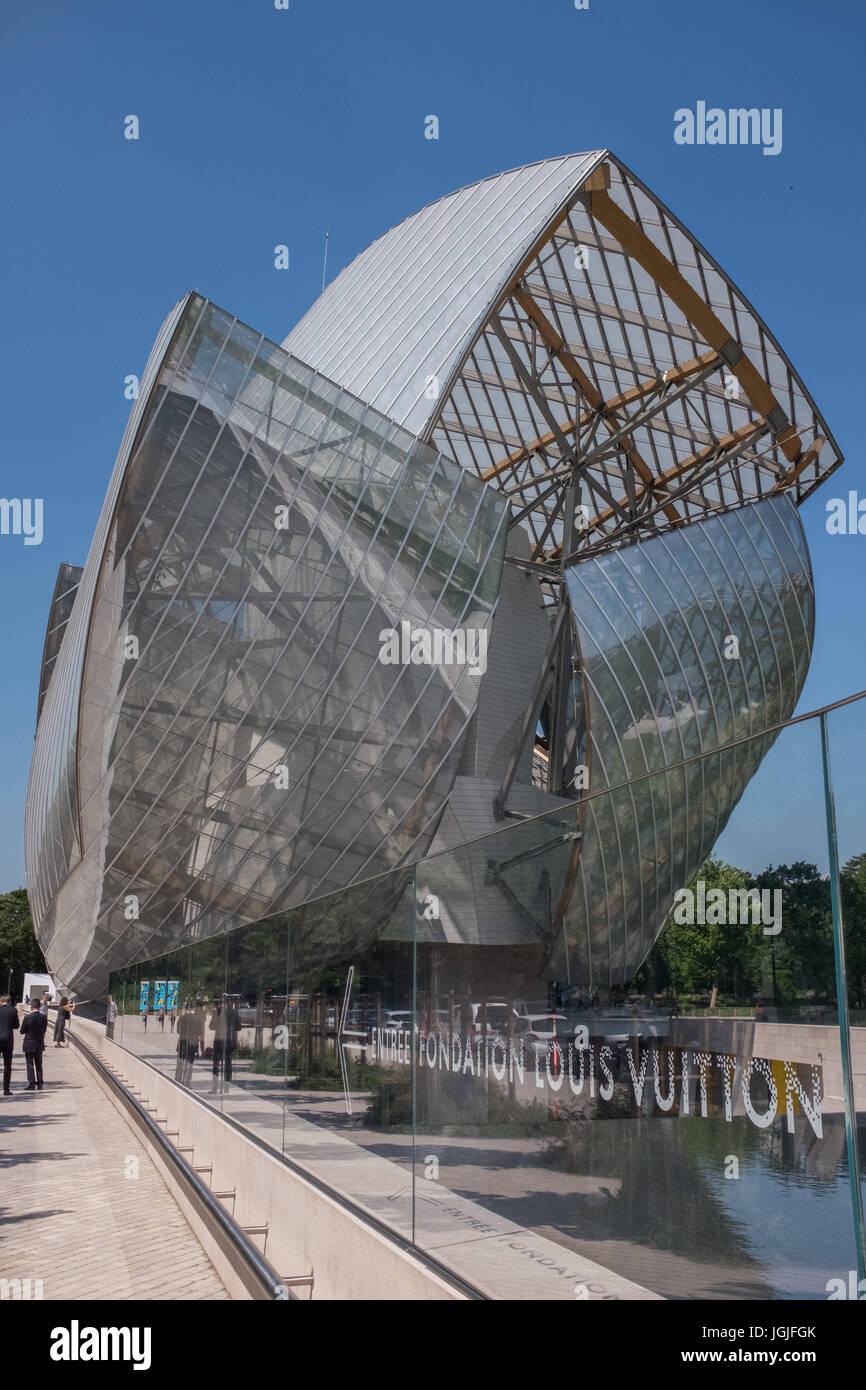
[547,604,574,795]
[507,470,570,530]
[771,436,826,494]
[481,350,721,484]
[577,359,721,468]
[512,286,682,524]
[491,316,580,465]
[576,418,768,539]
[493,603,568,820]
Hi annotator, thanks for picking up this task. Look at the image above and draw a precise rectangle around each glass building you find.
[26,153,866,1300]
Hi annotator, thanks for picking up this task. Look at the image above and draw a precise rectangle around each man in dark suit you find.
[0,994,18,1096]
[20,999,48,1090]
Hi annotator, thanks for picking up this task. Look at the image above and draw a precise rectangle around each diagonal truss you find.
[427,154,841,573]
[424,152,842,807]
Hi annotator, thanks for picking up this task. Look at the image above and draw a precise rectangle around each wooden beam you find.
[480,349,720,483]
[587,175,803,463]
[584,163,611,192]
[603,350,719,413]
[511,286,681,523]
[771,437,826,494]
[513,285,604,406]
[482,421,582,483]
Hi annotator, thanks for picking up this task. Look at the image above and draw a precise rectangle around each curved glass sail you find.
[564,495,813,982]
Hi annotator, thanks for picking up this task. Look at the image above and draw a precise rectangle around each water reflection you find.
[111,967,861,1299]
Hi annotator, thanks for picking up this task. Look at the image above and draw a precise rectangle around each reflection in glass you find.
[109,702,866,1299]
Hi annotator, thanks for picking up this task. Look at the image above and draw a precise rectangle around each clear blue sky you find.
[1,0,864,890]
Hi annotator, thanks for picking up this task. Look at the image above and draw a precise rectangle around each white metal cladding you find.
[281,153,604,437]
[37,563,84,723]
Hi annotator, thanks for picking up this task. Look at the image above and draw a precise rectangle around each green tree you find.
[841,853,866,1007]
[667,856,765,1003]
[0,888,46,1000]
[753,862,833,1003]
[637,856,765,1004]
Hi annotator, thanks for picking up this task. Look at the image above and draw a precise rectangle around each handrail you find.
[70,1030,293,1301]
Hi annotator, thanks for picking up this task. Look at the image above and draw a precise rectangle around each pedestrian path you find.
[0,1036,229,1300]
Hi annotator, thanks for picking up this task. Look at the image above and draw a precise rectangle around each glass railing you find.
[108,688,866,1301]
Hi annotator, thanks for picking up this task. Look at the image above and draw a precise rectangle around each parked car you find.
[513,1013,576,1070]
[452,1001,528,1035]
[382,1010,414,1030]
[468,1001,517,1038]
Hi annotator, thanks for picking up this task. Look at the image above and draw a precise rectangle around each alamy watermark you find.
[826,1271,866,1300]
[50,1322,151,1370]
[672,880,782,935]
[0,497,42,545]
[674,103,782,156]
[1,1277,44,1300]
[826,491,866,535]
[378,621,488,677]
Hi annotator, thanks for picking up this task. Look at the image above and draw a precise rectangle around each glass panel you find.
[107,707,865,1299]
[54,295,507,1002]
[826,697,866,1292]
[109,866,419,1240]
[407,717,856,1299]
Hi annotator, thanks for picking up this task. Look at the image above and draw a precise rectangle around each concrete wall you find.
[671,1017,866,1113]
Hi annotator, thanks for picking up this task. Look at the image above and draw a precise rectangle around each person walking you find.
[0,994,18,1096]
[222,998,241,1089]
[175,1004,191,1084]
[105,995,117,1040]
[191,1001,205,1072]
[20,1000,48,1090]
[209,1000,227,1093]
[176,1002,205,1086]
[53,996,74,1047]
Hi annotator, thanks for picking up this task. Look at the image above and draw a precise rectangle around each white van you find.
[22,971,56,1005]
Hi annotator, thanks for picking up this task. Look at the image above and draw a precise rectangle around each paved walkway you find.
[0,1034,229,1300]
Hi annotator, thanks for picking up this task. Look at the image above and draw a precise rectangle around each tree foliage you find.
[0,888,46,1000]
[636,850,866,1007]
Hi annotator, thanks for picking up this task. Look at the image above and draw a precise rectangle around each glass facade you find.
[36,562,84,722]
[565,494,814,982]
[109,695,866,1301]
[26,295,509,998]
